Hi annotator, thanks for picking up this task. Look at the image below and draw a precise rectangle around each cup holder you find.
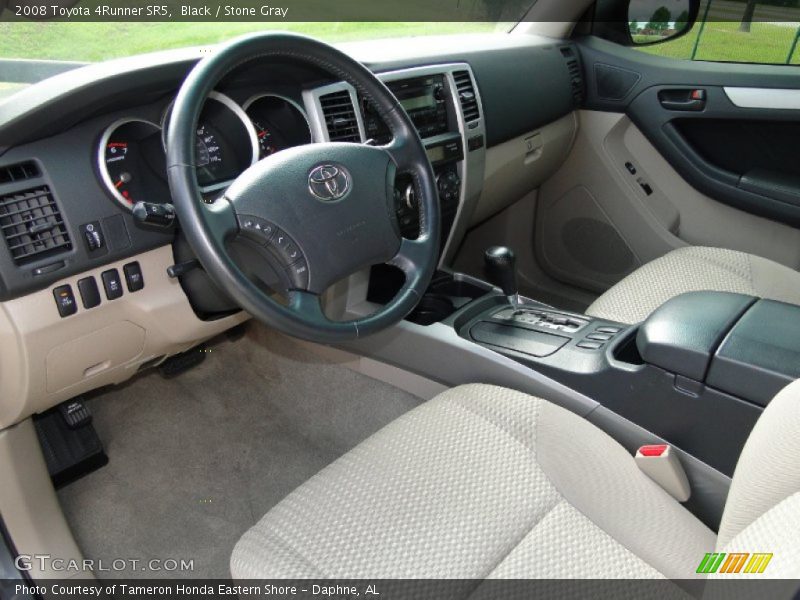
[406,293,456,326]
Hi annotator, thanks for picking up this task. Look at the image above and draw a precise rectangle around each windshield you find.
[0,21,514,63]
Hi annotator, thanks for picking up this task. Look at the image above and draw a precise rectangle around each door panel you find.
[534,36,800,293]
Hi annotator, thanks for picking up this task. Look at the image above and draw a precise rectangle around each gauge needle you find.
[115,172,132,188]
[258,130,268,138]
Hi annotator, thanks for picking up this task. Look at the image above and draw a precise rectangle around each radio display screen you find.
[399,90,436,112]
[390,76,438,113]
[425,145,445,163]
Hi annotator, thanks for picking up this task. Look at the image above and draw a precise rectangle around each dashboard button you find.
[81,221,105,252]
[123,262,144,292]
[596,326,622,334]
[285,259,309,289]
[53,285,77,317]
[101,269,123,300]
[577,341,604,350]
[586,332,613,342]
[77,277,101,309]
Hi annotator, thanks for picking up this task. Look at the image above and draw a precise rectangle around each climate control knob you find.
[436,170,461,204]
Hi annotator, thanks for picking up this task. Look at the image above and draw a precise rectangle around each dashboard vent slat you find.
[320,90,362,143]
[453,70,480,123]
[0,186,72,264]
[0,161,40,185]
[560,46,585,106]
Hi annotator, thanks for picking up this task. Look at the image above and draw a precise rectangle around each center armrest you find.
[636,291,756,382]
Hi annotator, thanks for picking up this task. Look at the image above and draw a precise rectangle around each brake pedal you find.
[34,398,108,488]
[158,345,206,379]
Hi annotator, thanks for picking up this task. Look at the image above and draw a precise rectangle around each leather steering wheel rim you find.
[166,33,440,343]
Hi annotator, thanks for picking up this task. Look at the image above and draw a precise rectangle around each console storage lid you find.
[636,292,755,382]
[708,299,800,406]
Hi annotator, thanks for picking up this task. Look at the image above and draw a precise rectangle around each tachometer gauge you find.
[98,119,167,210]
[243,94,312,160]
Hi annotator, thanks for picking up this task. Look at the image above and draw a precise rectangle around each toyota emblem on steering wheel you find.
[308,164,351,201]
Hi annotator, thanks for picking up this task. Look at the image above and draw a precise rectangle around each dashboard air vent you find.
[560,46,585,106]
[453,70,480,123]
[0,186,72,264]
[0,161,40,185]
[320,90,362,143]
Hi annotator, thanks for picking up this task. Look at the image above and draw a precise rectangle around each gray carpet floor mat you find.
[57,324,422,579]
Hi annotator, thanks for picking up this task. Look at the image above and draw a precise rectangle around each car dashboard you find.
[0,33,580,428]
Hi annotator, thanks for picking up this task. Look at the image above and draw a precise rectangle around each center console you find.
[453,284,800,485]
[305,63,486,263]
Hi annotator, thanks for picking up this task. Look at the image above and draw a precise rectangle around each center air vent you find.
[319,90,362,143]
[0,161,40,185]
[453,70,480,123]
[0,186,72,264]
[560,46,585,106]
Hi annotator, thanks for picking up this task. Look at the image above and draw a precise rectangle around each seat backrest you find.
[715,379,800,576]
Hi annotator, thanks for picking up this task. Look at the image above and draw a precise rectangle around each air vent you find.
[0,186,72,264]
[560,46,585,106]
[453,70,480,123]
[320,90,362,143]
[0,161,40,185]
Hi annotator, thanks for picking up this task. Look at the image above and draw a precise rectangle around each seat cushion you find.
[586,247,800,325]
[230,384,715,579]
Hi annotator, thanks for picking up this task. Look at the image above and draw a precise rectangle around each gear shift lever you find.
[484,246,520,307]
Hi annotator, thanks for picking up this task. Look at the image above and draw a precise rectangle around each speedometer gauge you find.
[162,91,258,195]
[97,119,167,210]
[194,123,225,185]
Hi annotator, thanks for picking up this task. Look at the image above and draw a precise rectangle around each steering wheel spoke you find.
[203,197,239,247]
[382,134,416,172]
[391,237,429,275]
[288,289,326,321]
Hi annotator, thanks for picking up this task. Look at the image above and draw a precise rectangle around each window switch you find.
[77,277,101,309]
[53,285,77,317]
[123,262,144,292]
[101,269,123,300]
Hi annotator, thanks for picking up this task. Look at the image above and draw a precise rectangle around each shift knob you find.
[484,246,518,300]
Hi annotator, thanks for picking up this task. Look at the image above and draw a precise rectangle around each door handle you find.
[659,89,706,111]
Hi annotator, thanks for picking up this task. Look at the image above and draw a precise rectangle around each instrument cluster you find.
[97,91,312,210]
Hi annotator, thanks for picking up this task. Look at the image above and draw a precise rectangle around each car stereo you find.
[363,74,449,142]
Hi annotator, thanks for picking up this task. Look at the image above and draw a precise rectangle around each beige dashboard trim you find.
[0,418,89,579]
[0,245,248,429]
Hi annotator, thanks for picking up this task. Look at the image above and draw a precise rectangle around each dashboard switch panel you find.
[77,277,101,309]
[101,269,123,300]
[53,285,77,318]
[123,262,144,292]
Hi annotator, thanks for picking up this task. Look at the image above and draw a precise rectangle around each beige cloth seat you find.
[586,246,800,325]
[230,381,800,579]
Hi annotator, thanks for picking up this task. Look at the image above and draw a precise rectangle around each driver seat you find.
[231,381,800,579]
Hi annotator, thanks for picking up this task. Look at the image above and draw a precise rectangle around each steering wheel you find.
[166,33,440,343]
